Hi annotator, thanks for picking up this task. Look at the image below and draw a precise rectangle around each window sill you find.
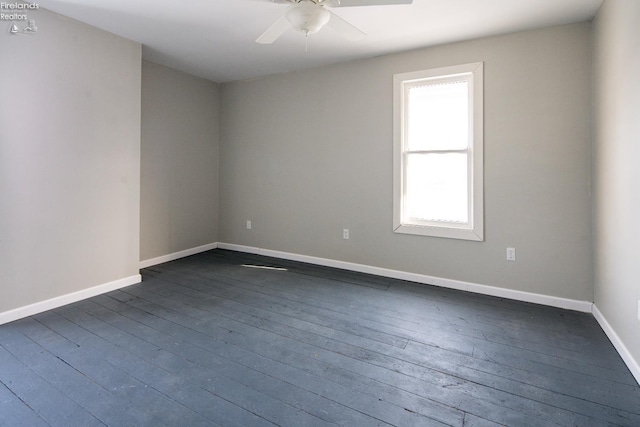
[393,223,484,241]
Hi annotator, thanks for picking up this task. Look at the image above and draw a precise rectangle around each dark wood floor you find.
[1,249,639,426]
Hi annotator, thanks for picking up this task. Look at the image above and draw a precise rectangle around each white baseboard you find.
[140,243,218,269]
[592,305,640,385]
[216,242,593,313]
[0,274,142,326]
[0,242,218,326]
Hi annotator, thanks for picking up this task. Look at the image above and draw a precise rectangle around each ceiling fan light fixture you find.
[286,1,331,35]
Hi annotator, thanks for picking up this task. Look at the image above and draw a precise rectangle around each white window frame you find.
[393,62,484,241]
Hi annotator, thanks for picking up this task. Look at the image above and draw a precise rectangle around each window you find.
[393,62,483,241]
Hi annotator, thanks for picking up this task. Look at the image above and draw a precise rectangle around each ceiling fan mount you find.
[256,0,413,45]
[286,1,331,36]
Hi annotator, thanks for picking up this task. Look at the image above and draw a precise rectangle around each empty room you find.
[1,0,639,425]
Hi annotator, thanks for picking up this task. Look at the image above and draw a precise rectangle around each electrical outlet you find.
[506,247,516,261]
[343,229,349,240]
[246,220,252,230]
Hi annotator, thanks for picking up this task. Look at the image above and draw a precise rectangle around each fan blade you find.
[327,11,366,41]
[335,0,412,6]
[256,14,290,44]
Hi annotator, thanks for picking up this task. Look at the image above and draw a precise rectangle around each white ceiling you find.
[36,0,603,83]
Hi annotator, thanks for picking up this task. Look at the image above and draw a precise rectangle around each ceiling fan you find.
[256,0,413,44]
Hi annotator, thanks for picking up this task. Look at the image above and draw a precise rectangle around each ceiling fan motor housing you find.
[286,1,331,35]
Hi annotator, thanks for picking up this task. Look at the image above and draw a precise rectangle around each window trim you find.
[393,62,484,241]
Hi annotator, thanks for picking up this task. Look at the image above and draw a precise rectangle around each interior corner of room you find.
[0,0,638,387]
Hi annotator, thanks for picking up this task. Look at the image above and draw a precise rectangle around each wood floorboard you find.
[152,254,604,354]
[45,306,324,427]
[92,293,469,425]
[111,284,575,426]
[1,249,639,426]
[220,254,590,344]
[141,269,638,415]
[21,314,221,427]
[28,311,263,427]
[65,300,402,427]
[255,262,626,374]
[0,320,145,427]
[146,271,412,349]
[0,375,50,427]
[145,262,632,386]
[117,277,636,426]
[107,289,455,426]
[91,291,462,426]
[104,290,535,426]
[0,339,104,426]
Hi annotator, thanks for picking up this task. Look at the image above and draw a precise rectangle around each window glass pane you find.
[405,153,468,223]
[407,81,469,151]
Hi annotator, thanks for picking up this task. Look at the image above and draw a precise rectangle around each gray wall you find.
[593,0,640,370]
[0,8,141,312]
[219,22,593,301]
[140,61,220,261]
